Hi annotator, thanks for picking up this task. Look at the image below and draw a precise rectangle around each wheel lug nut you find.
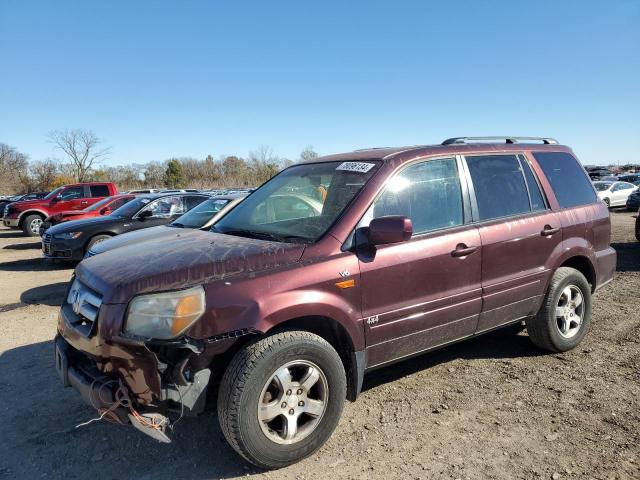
[286,389,292,396]
[298,401,304,407]
[288,409,295,415]
[297,389,303,395]
[281,402,287,408]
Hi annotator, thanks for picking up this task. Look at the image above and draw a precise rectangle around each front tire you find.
[526,267,592,352]
[217,331,346,469]
[86,234,111,253]
[22,214,43,237]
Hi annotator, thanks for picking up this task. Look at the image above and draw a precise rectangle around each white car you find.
[593,181,638,207]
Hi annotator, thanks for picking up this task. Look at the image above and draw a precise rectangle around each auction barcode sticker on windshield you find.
[336,162,376,173]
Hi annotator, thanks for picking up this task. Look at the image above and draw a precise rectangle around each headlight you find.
[124,286,206,339]
[53,232,82,240]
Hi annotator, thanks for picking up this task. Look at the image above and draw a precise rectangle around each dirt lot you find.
[0,212,638,480]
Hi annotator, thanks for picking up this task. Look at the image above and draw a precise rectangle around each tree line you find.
[0,129,319,194]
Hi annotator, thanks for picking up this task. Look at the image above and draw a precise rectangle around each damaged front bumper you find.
[56,302,243,442]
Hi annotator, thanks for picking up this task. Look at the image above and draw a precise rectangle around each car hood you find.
[89,225,181,255]
[47,215,123,234]
[9,198,49,210]
[76,230,306,303]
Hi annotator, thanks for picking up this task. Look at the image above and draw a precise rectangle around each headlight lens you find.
[53,232,82,240]
[124,286,206,339]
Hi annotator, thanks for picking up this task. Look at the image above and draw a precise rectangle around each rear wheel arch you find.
[559,255,596,293]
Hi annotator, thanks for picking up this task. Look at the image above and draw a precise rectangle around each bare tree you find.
[48,129,110,182]
[299,145,318,163]
[28,159,59,191]
[0,143,29,194]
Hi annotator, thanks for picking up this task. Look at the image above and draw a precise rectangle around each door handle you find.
[451,243,478,257]
[81,201,88,205]
[541,225,560,236]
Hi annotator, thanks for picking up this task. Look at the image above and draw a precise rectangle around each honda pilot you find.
[55,137,615,469]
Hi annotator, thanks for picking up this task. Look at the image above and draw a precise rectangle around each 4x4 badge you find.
[366,315,379,325]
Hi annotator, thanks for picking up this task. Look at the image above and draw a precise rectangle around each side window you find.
[519,155,547,212]
[142,196,186,218]
[59,186,84,201]
[110,197,132,210]
[89,185,110,197]
[466,155,531,220]
[532,152,598,208]
[366,157,464,235]
[185,195,208,210]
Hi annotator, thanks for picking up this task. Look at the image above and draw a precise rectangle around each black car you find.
[42,192,210,261]
[626,188,640,211]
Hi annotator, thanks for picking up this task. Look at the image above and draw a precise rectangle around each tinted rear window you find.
[533,152,597,208]
[90,185,110,197]
[466,154,531,221]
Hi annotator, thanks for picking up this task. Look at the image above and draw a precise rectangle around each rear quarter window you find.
[533,152,597,208]
[90,185,110,197]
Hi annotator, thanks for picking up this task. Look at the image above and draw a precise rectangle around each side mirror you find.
[367,215,413,245]
[99,207,111,215]
[138,209,153,220]
[50,195,60,203]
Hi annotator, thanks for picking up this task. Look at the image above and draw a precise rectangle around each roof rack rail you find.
[442,136,558,145]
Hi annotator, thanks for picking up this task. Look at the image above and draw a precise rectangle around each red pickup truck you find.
[2,182,118,236]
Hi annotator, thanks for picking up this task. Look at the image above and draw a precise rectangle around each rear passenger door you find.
[358,157,483,367]
[86,184,111,208]
[463,154,562,332]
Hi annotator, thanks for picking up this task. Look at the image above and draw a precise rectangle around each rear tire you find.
[22,214,43,237]
[217,331,346,469]
[526,267,592,352]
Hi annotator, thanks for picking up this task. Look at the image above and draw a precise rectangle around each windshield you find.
[85,196,113,211]
[214,160,381,243]
[44,186,64,200]
[171,198,231,228]
[593,182,612,192]
[111,197,154,217]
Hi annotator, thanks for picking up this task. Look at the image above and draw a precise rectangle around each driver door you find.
[50,186,86,213]
[358,157,482,368]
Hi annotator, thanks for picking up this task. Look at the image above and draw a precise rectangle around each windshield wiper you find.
[170,222,185,228]
[215,228,285,242]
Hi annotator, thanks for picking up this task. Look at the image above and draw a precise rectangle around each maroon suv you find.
[55,137,615,469]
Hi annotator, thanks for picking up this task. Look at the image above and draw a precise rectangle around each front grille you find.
[66,278,103,335]
[42,233,53,256]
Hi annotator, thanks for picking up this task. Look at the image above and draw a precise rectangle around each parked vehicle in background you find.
[39,194,137,235]
[587,167,613,180]
[3,183,117,236]
[86,193,246,257]
[55,137,615,469]
[636,210,640,242]
[42,192,209,260]
[0,192,48,215]
[593,181,638,208]
[618,173,640,184]
[626,188,640,211]
[125,188,161,194]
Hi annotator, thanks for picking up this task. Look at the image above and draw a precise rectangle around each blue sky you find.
[1,1,638,166]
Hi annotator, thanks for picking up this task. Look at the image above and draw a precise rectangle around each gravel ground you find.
[0,212,638,480]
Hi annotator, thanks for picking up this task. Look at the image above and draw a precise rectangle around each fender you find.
[18,209,50,223]
[259,289,365,351]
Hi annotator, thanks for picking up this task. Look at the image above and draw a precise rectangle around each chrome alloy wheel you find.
[555,285,584,339]
[258,360,328,445]
[30,217,42,234]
